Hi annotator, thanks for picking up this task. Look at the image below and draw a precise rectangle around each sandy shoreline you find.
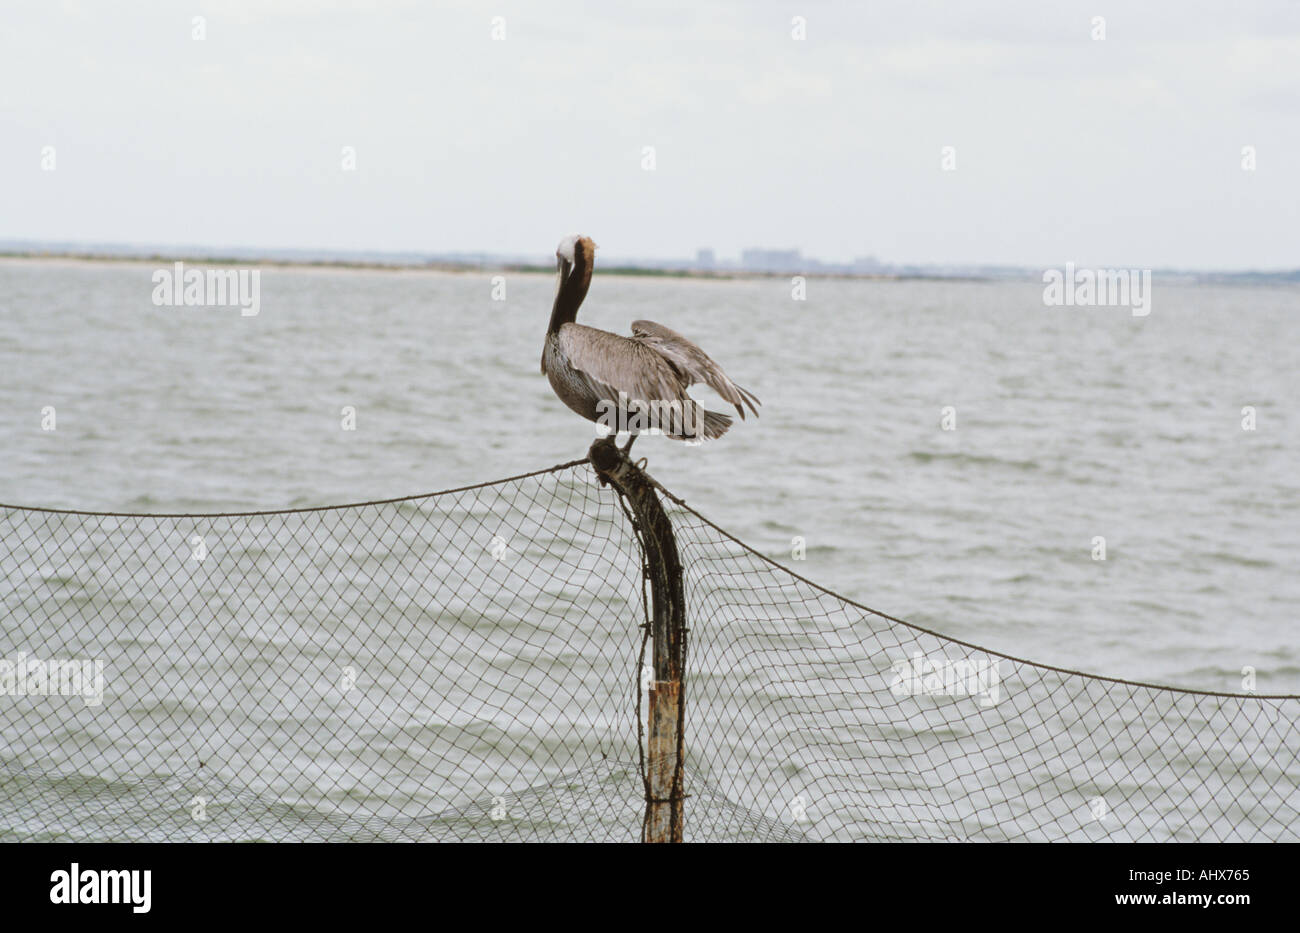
[0,251,943,282]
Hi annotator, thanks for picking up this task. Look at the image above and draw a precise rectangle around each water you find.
[2,259,1296,691]
[0,259,1297,841]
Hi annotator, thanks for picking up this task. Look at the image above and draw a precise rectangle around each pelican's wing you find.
[557,323,685,407]
[630,319,761,419]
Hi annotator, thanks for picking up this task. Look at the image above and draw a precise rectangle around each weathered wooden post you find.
[589,437,686,843]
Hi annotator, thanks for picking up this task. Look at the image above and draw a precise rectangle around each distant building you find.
[695,248,715,269]
[741,248,802,272]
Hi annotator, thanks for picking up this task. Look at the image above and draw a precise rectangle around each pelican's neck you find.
[547,240,594,335]
[546,275,576,334]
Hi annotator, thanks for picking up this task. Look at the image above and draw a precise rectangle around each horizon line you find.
[2,237,1297,281]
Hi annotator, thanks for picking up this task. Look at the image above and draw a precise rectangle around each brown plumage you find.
[541,235,760,449]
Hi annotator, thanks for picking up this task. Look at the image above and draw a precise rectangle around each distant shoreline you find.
[1,249,1296,287]
[0,250,984,282]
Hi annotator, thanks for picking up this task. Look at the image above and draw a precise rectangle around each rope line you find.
[0,457,591,518]
[667,496,1300,701]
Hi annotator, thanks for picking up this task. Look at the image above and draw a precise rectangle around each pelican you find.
[541,234,760,453]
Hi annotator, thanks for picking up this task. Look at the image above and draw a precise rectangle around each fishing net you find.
[1,459,1295,841]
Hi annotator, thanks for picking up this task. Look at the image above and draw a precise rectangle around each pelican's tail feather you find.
[701,409,733,439]
[667,407,732,441]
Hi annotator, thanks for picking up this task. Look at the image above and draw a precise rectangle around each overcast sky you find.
[2,0,1297,268]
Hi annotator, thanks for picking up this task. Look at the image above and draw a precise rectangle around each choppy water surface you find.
[0,259,1296,840]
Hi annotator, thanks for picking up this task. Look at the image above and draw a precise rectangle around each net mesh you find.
[1,459,1295,842]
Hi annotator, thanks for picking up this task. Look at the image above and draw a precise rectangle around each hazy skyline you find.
[3,0,1298,269]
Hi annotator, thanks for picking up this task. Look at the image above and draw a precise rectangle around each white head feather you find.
[556,235,581,264]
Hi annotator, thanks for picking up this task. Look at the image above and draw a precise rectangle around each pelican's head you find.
[556,234,598,279]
